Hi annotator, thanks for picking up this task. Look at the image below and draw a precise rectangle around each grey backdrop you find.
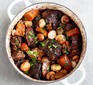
[0,0,93,85]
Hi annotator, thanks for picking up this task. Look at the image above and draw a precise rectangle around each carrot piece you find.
[42,29,48,37]
[58,55,72,72]
[66,27,80,37]
[47,23,52,31]
[15,20,25,36]
[36,26,48,37]
[36,26,42,33]
[21,43,29,51]
[24,9,39,21]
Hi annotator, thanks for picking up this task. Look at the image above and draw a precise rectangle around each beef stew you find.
[10,9,82,81]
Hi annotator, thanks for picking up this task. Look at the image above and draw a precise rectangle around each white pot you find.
[6,1,87,84]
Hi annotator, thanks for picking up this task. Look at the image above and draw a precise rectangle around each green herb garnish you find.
[31,57,37,61]
[15,38,18,44]
[33,52,38,57]
[64,50,69,55]
[35,40,39,44]
[48,44,53,48]
[27,51,33,55]
[52,44,57,48]
[28,35,31,39]
[40,42,45,47]
[29,32,34,36]
[51,39,55,43]
[15,38,20,46]
[48,44,57,48]
[64,47,69,55]
[64,63,69,67]
[24,71,29,75]
[47,66,50,72]
[66,35,68,40]
[29,58,37,67]
[58,26,62,30]
[29,32,36,38]
[58,24,66,29]
[24,18,28,21]
[17,43,20,47]
[55,64,59,66]
[27,51,38,57]
[30,62,34,66]
[48,46,51,48]
[35,36,38,40]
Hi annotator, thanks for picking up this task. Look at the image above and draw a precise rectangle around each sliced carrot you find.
[58,55,72,72]
[15,20,25,36]
[66,27,80,37]
[24,9,39,21]
[21,43,29,51]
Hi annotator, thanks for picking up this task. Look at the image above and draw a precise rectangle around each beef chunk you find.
[69,35,82,57]
[12,50,25,61]
[70,35,81,50]
[39,39,62,60]
[29,62,42,79]
[64,23,74,31]
[25,27,37,47]
[15,59,25,67]
[33,15,41,28]
[10,36,22,49]
[42,10,62,29]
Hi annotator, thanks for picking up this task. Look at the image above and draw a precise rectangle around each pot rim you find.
[6,2,87,83]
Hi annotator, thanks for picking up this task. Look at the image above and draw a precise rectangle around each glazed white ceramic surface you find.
[6,0,87,84]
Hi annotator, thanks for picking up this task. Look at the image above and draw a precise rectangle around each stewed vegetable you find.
[10,9,82,81]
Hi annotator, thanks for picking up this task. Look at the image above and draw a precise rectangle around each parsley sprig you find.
[27,51,38,57]
[28,32,36,38]
[40,42,45,47]
[48,44,57,48]
[64,47,69,55]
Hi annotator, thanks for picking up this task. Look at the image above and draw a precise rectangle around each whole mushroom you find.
[51,64,61,72]
[46,71,55,80]
[41,57,50,77]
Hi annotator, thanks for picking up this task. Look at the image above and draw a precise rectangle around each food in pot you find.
[10,9,82,80]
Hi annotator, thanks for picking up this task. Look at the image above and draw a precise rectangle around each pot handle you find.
[60,64,86,85]
[7,0,31,21]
